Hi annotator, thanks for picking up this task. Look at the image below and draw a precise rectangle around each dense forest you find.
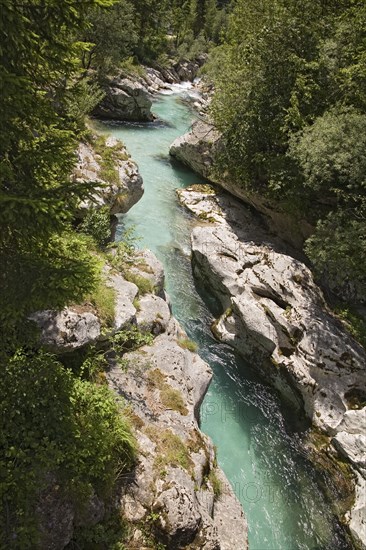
[0,0,365,547]
[207,0,366,303]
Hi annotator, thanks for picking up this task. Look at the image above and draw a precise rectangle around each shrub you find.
[93,135,129,186]
[0,351,136,547]
[79,206,111,248]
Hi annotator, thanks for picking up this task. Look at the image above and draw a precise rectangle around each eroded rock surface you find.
[94,77,153,121]
[170,120,314,249]
[107,314,248,550]
[179,185,366,549]
[30,247,248,548]
[29,308,101,352]
[75,136,143,215]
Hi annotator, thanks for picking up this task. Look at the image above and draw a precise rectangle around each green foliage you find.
[289,106,366,198]
[93,135,129,186]
[305,212,366,303]
[87,278,116,328]
[147,369,188,415]
[65,78,106,130]
[78,206,112,248]
[208,0,366,302]
[177,337,198,352]
[333,307,366,349]
[120,56,147,77]
[0,351,136,547]
[79,207,112,248]
[70,511,129,550]
[124,272,154,295]
[160,385,188,415]
[112,326,154,355]
[0,0,114,343]
[145,427,192,472]
[206,469,222,498]
[81,0,228,69]
[1,232,101,336]
[83,1,137,76]
[0,3,141,547]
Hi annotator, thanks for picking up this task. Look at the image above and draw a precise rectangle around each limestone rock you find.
[136,294,171,335]
[107,319,248,549]
[75,137,143,216]
[170,120,220,180]
[106,273,138,331]
[94,77,153,121]
[213,469,248,550]
[153,477,202,547]
[348,474,366,549]
[36,478,74,550]
[74,492,105,528]
[29,308,100,353]
[170,121,313,249]
[179,185,366,548]
[130,248,166,297]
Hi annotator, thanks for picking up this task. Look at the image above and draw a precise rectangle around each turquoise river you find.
[94,89,350,550]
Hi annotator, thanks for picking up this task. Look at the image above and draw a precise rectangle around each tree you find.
[83,1,137,76]
[0,3,137,544]
[208,0,366,302]
[0,0,114,340]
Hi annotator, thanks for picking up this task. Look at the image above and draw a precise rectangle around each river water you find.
[93,89,349,550]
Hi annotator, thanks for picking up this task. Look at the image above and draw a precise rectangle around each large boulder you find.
[129,248,166,297]
[170,120,220,180]
[94,77,153,121]
[29,308,101,353]
[75,136,143,216]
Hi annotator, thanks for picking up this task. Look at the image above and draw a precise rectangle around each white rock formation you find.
[179,185,366,549]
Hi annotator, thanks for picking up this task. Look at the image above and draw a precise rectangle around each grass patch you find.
[177,338,198,352]
[145,426,192,473]
[146,369,188,416]
[87,279,116,327]
[93,135,129,186]
[133,297,141,311]
[206,469,222,499]
[125,271,154,295]
[188,184,216,195]
[160,386,188,416]
[134,258,154,274]
[334,306,366,348]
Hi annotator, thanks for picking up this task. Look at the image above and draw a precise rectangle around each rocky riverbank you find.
[74,133,144,217]
[28,134,248,548]
[94,57,207,122]
[31,244,248,549]
[170,120,314,249]
[177,184,366,549]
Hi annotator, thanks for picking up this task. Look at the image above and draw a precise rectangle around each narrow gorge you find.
[94,86,364,549]
[1,2,365,549]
